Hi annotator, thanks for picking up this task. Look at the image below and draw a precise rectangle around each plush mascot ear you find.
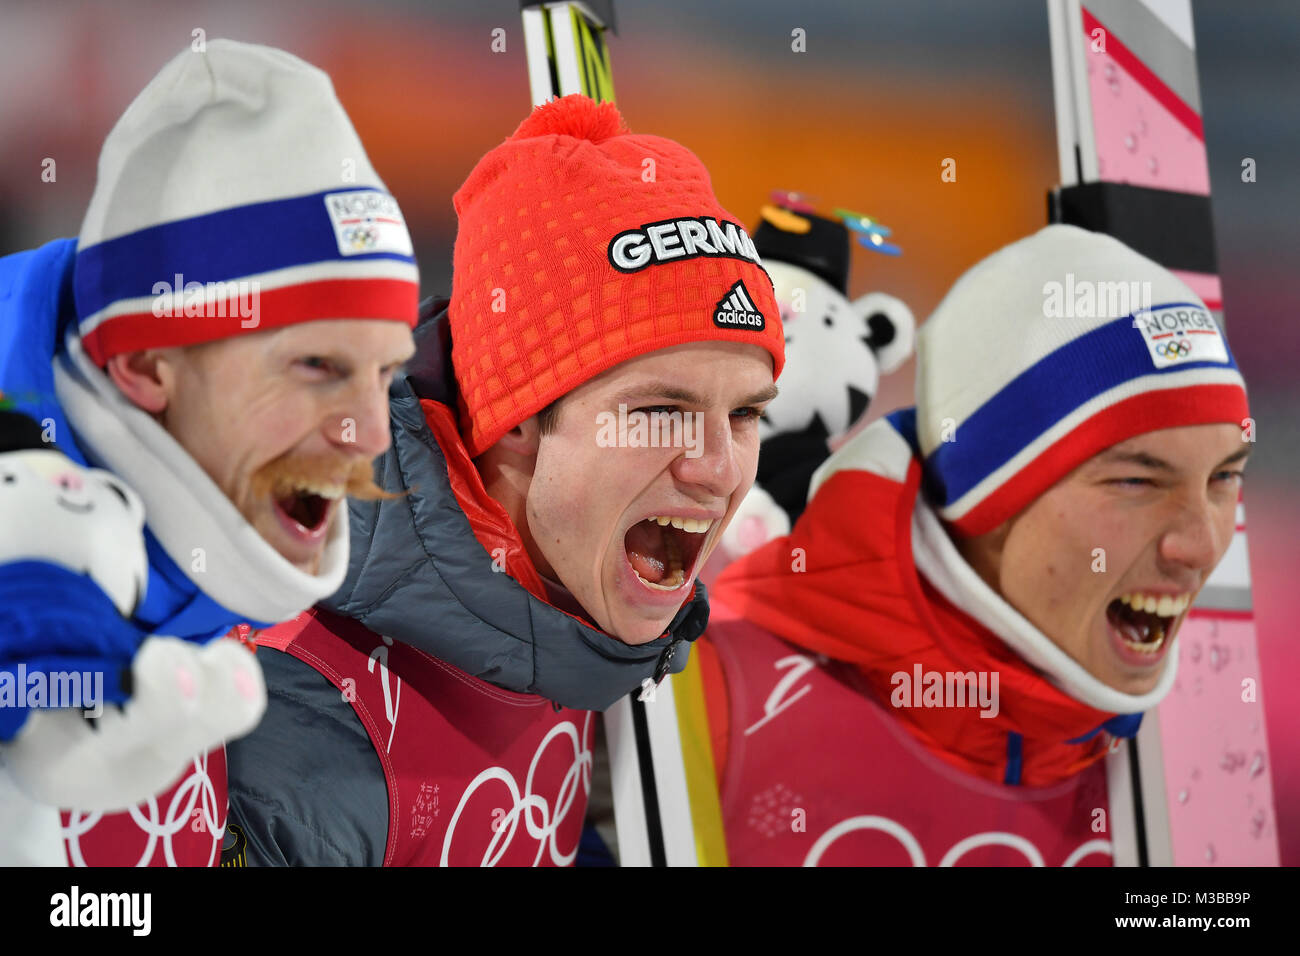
[0,408,53,454]
[852,292,915,375]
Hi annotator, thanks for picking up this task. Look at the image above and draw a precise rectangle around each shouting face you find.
[523,341,777,646]
[113,319,415,574]
[960,423,1249,695]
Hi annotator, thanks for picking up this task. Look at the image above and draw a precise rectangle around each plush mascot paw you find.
[2,636,266,811]
[720,483,792,561]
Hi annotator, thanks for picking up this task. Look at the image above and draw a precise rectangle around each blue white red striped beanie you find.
[916,224,1249,537]
[74,40,419,366]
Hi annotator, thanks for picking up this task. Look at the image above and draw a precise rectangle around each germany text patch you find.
[608,216,762,273]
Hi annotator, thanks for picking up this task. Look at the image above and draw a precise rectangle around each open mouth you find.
[623,515,715,591]
[272,480,344,535]
[1105,591,1192,657]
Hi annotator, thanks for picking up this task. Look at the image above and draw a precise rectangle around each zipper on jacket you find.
[653,636,683,684]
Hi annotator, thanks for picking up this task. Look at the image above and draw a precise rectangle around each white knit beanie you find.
[916,224,1248,536]
[74,39,419,365]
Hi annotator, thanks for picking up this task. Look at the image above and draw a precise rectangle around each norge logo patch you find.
[324,190,413,258]
[1133,303,1230,369]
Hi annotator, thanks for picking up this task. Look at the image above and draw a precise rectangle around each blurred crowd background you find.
[1,0,1295,864]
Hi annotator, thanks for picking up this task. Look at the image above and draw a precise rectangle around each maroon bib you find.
[258,610,592,866]
[705,618,1114,866]
[59,747,228,867]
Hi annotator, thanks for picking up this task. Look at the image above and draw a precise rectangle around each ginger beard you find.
[118,320,416,578]
[247,450,395,574]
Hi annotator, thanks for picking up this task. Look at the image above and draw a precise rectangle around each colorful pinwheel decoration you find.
[764,192,902,256]
[833,206,902,256]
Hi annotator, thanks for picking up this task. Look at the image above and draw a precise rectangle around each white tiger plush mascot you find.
[722,205,914,559]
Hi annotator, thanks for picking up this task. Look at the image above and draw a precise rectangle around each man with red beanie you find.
[700,224,1251,866]
[225,95,784,865]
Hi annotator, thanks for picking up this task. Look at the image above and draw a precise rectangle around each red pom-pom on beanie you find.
[511,94,629,143]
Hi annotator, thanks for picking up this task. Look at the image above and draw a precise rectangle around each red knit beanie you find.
[449,95,785,457]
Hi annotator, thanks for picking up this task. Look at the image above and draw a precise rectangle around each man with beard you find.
[0,40,417,865]
[225,95,785,866]
[701,225,1251,866]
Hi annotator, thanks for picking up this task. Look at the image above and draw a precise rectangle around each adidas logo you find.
[712,280,766,331]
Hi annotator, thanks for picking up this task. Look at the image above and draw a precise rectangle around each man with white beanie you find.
[0,39,417,865]
[699,224,1251,865]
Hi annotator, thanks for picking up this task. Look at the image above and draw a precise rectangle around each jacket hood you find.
[713,410,1164,786]
[320,298,707,711]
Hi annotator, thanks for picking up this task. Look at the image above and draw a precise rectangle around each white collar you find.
[911,490,1177,715]
[52,330,348,625]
